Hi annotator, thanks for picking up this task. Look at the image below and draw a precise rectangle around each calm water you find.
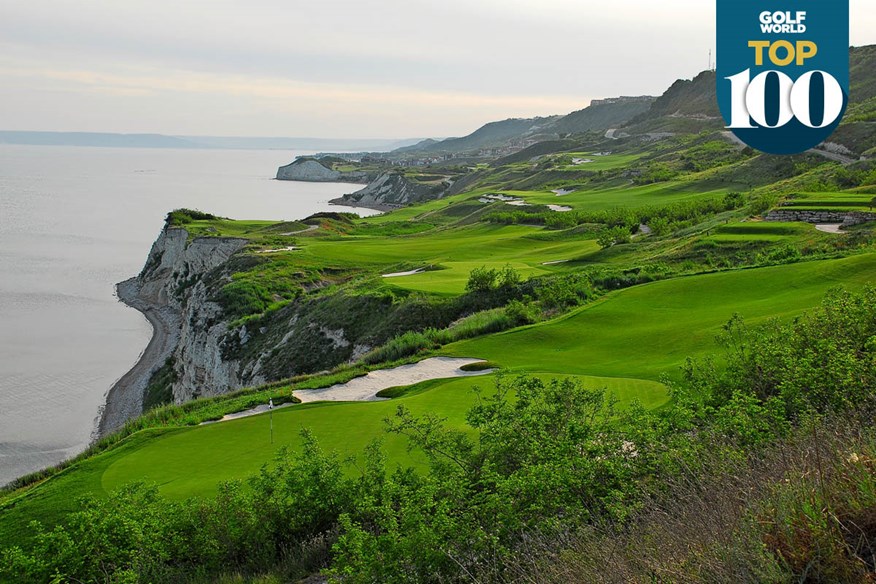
[0,145,377,485]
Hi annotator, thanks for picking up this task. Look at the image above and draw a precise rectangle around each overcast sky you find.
[1,0,874,139]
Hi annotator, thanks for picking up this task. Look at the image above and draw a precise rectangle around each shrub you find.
[166,208,218,226]
[597,226,632,249]
[219,280,274,319]
[361,330,435,365]
[466,266,499,293]
[505,299,538,325]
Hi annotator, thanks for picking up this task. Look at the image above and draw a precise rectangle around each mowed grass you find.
[444,253,876,381]
[498,182,734,212]
[782,192,876,212]
[5,252,874,544]
[98,374,666,500]
[0,374,666,548]
[558,152,645,171]
[303,223,601,294]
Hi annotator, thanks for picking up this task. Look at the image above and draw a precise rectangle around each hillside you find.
[1,46,875,584]
[396,116,561,155]
[392,96,656,158]
[550,96,655,134]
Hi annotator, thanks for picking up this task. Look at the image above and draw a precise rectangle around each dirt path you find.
[97,278,181,438]
[280,225,319,236]
[294,357,493,403]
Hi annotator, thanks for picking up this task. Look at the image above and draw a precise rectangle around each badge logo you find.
[717,1,849,155]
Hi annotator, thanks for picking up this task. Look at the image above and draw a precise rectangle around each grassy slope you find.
[445,253,876,380]
[3,253,873,548]
[301,223,601,294]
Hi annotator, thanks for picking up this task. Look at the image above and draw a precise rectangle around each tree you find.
[597,226,632,249]
[465,266,499,293]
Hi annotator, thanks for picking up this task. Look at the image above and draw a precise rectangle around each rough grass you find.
[506,413,876,584]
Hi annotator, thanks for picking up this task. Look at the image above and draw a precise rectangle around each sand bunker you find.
[294,357,493,403]
[201,403,293,425]
[815,224,845,234]
[548,205,572,212]
[258,246,300,254]
[382,268,426,278]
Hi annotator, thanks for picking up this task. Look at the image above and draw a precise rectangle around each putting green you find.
[100,374,666,499]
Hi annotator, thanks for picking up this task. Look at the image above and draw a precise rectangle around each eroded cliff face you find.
[132,227,250,403]
[331,172,450,210]
[115,222,445,423]
[276,159,370,183]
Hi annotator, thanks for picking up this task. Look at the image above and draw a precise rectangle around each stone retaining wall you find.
[765,210,876,226]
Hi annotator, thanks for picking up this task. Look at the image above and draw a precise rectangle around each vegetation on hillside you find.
[3,288,876,583]
[2,46,876,583]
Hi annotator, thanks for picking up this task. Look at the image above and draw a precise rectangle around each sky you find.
[1,0,874,139]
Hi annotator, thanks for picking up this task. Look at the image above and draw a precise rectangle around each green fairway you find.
[496,182,734,212]
[302,223,601,293]
[99,373,666,500]
[558,152,645,171]
[0,373,664,548]
[3,256,874,552]
[445,253,876,380]
[783,192,876,212]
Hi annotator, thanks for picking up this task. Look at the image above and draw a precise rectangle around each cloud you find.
[0,0,873,137]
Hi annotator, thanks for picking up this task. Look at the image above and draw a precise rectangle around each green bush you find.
[597,226,632,249]
[361,330,435,365]
[219,280,274,320]
[166,208,218,226]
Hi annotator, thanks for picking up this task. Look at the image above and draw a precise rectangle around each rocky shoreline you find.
[97,277,182,438]
[329,197,395,213]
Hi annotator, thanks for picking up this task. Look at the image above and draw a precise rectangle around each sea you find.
[0,145,378,486]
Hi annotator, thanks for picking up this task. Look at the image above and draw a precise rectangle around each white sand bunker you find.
[548,205,572,212]
[258,246,300,254]
[479,194,529,206]
[294,357,494,403]
[383,268,426,278]
[815,224,845,234]
[201,402,293,425]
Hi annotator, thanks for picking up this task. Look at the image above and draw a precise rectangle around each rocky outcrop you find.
[104,225,379,431]
[101,227,249,433]
[331,172,450,210]
[276,158,370,183]
[765,210,876,226]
